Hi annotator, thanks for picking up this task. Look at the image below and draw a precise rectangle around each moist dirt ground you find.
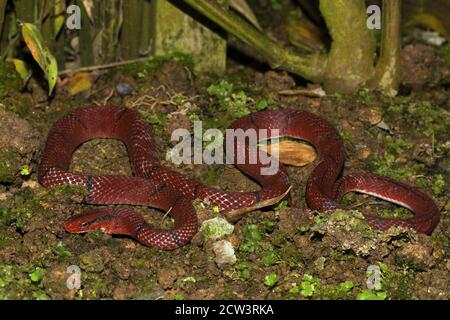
[0,43,449,300]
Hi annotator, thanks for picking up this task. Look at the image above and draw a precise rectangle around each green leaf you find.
[21,23,58,95]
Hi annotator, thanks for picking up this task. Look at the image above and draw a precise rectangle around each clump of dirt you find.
[401,43,450,90]
[0,105,40,184]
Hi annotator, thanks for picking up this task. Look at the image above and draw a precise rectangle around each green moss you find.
[83,274,112,299]
[416,174,447,197]
[239,224,263,253]
[80,252,105,273]
[144,113,167,135]
[328,209,376,237]
[385,100,450,137]
[369,137,425,182]
[0,61,22,100]
[376,262,416,299]
[0,264,47,299]
[261,252,279,267]
[437,44,450,83]
[200,217,234,241]
[53,241,72,259]
[357,89,373,106]
[0,148,22,183]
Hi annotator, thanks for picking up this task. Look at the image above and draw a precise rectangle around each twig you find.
[58,56,151,76]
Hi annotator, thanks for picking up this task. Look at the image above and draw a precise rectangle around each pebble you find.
[116,82,133,97]
[213,240,237,267]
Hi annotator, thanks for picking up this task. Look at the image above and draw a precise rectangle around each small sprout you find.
[273,200,288,211]
[299,274,318,297]
[29,267,46,283]
[240,269,251,281]
[264,273,279,287]
[333,92,343,101]
[173,294,185,300]
[261,252,279,267]
[19,165,31,176]
[339,281,354,291]
[173,95,186,105]
[137,71,145,78]
[297,225,310,234]
[313,213,325,224]
[207,80,234,99]
[189,113,201,121]
[53,241,72,258]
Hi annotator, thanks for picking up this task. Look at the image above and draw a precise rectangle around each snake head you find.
[64,209,120,234]
[64,208,144,237]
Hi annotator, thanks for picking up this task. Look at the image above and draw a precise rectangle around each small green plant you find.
[207,79,234,99]
[264,273,279,287]
[29,267,46,283]
[53,241,72,259]
[173,294,185,300]
[239,224,263,253]
[357,89,373,105]
[255,99,269,110]
[299,274,319,297]
[19,165,31,177]
[273,200,288,211]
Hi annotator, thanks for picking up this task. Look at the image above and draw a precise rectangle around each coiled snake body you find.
[38,106,440,249]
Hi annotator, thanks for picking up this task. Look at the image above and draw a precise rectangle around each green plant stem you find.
[319,0,376,93]
[180,0,323,81]
[371,0,401,96]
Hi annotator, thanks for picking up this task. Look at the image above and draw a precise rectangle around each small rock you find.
[413,143,435,167]
[313,256,326,271]
[356,145,371,160]
[401,44,450,89]
[212,240,236,267]
[116,82,133,97]
[376,120,391,132]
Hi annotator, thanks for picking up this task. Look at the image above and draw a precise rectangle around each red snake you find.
[38,106,440,249]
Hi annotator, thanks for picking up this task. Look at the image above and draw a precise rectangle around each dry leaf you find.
[60,72,94,96]
[259,140,317,167]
